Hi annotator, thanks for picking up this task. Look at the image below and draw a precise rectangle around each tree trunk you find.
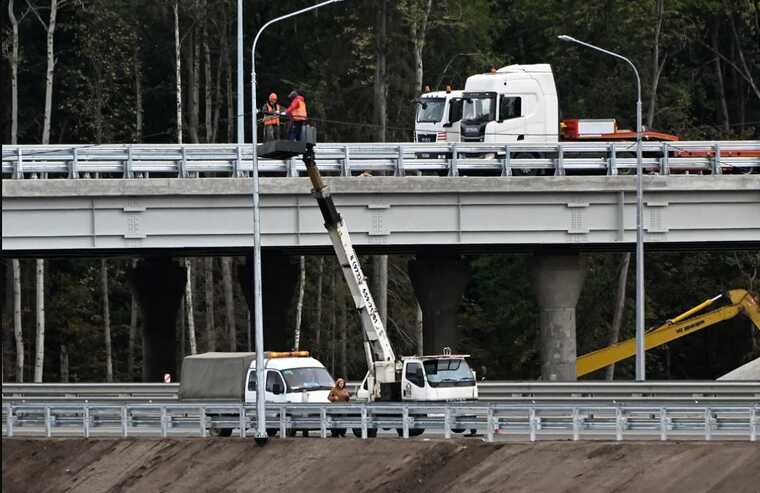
[59,345,69,382]
[605,253,631,380]
[713,20,730,132]
[294,256,306,351]
[372,256,388,327]
[128,260,138,379]
[202,0,212,142]
[330,262,337,375]
[33,259,45,382]
[726,7,760,101]
[373,0,388,141]
[190,5,201,144]
[13,259,23,382]
[204,257,216,352]
[134,40,143,142]
[224,4,234,143]
[101,259,113,382]
[8,0,19,145]
[338,279,347,378]
[221,257,235,351]
[42,0,58,145]
[315,257,324,356]
[174,1,183,143]
[646,0,665,129]
[416,303,423,355]
[185,258,197,354]
[410,0,433,95]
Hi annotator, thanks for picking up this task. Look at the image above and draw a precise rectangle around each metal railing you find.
[4,381,759,403]
[3,402,757,442]
[3,142,759,178]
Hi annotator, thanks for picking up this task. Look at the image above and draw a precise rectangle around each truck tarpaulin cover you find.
[179,352,257,400]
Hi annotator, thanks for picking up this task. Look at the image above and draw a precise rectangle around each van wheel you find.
[266,428,278,438]
[352,428,378,438]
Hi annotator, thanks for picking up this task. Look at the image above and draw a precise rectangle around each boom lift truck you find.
[577,289,760,378]
[294,139,478,436]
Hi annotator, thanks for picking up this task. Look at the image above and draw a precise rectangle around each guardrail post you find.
[704,408,712,441]
[69,147,79,179]
[234,145,241,177]
[287,157,298,177]
[661,144,669,175]
[199,407,207,438]
[121,407,128,438]
[555,144,565,176]
[486,408,494,442]
[160,406,167,438]
[659,408,667,441]
[395,145,405,176]
[179,146,188,178]
[608,143,617,176]
[751,407,757,442]
[125,145,133,179]
[361,406,368,440]
[6,406,14,438]
[343,146,351,176]
[45,407,52,438]
[572,408,580,441]
[444,408,452,440]
[402,407,410,439]
[280,406,287,438]
[320,407,327,439]
[449,144,458,177]
[529,408,537,442]
[712,143,722,175]
[239,405,247,438]
[83,406,90,438]
[15,148,23,179]
[501,145,512,176]
[615,407,623,441]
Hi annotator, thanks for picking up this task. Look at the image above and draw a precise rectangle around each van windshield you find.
[280,367,334,392]
[462,93,496,122]
[416,98,446,123]
[422,358,475,387]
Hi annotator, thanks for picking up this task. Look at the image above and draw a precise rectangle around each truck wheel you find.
[331,428,347,437]
[396,428,424,437]
[286,429,297,438]
[451,428,466,434]
[352,428,378,438]
[215,428,233,437]
[266,428,279,438]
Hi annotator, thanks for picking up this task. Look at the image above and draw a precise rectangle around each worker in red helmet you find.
[260,92,282,142]
[285,90,308,141]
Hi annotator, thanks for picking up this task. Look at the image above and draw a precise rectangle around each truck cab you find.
[244,353,334,404]
[459,64,559,144]
[415,89,464,143]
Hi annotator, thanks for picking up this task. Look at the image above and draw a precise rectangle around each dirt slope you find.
[3,438,759,493]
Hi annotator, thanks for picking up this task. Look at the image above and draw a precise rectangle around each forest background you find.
[2,0,759,383]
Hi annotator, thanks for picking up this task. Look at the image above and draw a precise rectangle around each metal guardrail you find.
[4,381,760,403]
[3,142,759,178]
[2,402,757,442]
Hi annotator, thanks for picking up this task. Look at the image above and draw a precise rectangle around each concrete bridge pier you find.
[239,253,300,351]
[531,255,586,381]
[129,258,186,382]
[408,253,471,355]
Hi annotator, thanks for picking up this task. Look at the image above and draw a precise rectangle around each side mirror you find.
[272,382,284,395]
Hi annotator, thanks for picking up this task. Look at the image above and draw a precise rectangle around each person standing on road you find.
[328,378,350,402]
[285,90,308,141]
[261,92,282,142]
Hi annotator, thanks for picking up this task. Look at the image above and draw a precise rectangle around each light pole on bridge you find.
[558,35,646,381]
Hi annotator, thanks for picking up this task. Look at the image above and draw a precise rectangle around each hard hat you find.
[268,92,277,102]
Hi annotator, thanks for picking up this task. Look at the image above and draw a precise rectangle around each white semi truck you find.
[415,87,464,143]
[180,351,334,437]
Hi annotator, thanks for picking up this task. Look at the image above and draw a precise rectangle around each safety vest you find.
[263,103,281,126]
[291,98,307,121]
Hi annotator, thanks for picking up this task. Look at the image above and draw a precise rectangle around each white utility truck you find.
[415,87,464,143]
[301,143,478,437]
[180,351,334,437]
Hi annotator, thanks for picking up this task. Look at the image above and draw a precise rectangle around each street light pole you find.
[250,0,343,444]
[237,0,244,144]
[558,35,646,381]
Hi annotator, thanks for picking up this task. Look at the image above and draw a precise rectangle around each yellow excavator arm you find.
[576,289,760,378]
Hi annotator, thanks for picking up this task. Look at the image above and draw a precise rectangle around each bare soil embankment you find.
[3,438,760,493]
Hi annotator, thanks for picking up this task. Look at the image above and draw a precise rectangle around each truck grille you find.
[416,133,437,143]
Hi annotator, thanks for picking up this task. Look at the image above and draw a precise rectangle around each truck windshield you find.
[422,358,475,387]
[462,94,495,122]
[416,98,446,123]
[280,367,334,392]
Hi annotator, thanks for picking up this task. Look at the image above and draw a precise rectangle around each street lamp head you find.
[557,35,576,43]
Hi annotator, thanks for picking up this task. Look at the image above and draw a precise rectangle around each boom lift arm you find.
[577,289,760,378]
[301,144,397,390]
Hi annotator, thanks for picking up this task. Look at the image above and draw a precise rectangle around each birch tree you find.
[185,258,197,354]
[400,0,434,95]
[101,259,113,382]
[221,257,235,351]
[294,256,306,351]
[33,259,45,382]
[605,253,630,380]
[174,0,183,143]
[128,259,139,379]
[204,257,216,351]
[7,0,20,144]
[13,260,23,382]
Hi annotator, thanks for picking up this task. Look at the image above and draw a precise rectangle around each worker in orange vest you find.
[261,93,282,142]
[285,90,308,141]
